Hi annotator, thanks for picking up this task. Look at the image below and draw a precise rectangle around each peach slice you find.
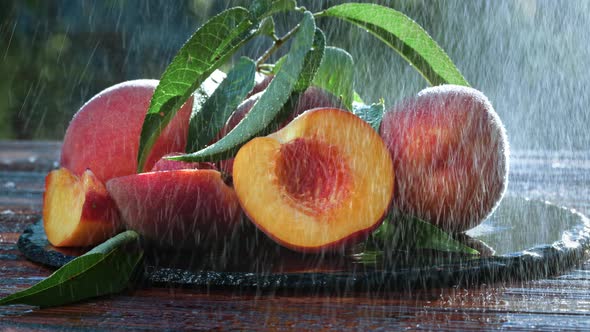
[106,169,242,248]
[43,168,121,247]
[233,108,394,253]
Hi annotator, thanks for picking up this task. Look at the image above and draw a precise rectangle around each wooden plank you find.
[0,141,589,330]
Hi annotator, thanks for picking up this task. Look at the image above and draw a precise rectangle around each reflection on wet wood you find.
[1,141,589,330]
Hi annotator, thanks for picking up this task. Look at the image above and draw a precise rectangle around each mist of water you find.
[338,0,590,151]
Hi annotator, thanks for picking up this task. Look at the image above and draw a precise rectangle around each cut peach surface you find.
[232,108,394,253]
[43,168,121,247]
[106,169,242,247]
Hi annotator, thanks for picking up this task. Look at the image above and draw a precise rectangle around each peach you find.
[43,168,121,247]
[233,108,394,253]
[106,168,242,248]
[60,79,193,182]
[379,85,509,232]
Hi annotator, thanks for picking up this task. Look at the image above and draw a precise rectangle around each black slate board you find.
[18,196,590,290]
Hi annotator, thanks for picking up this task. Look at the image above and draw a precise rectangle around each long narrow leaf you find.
[187,57,256,152]
[252,0,297,19]
[372,215,479,255]
[0,231,143,307]
[137,7,258,172]
[313,47,355,110]
[321,3,469,87]
[352,101,384,132]
[171,12,322,163]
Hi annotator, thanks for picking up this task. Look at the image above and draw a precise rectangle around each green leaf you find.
[171,12,322,163]
[186,57,256,152]
[372,214,479,255]
[252,0,297,19]
[321,3,469,87]
[268,54,287,75]
[0,231,144,307]
[137,7,259,172]
[258,17,276,38]
[353,91,364,104]
[352,101,384,132]
[312,47,354,110]
[190,69,226,126]
[294,29,326,92]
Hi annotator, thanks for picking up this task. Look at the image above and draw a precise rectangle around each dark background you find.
[1,0,588,150]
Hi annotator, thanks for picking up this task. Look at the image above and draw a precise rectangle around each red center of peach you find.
[275,137,351,215]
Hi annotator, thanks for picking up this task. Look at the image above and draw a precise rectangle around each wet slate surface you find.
[18,196,590,291]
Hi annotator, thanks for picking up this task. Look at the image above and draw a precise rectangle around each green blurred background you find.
[1,0,588,150]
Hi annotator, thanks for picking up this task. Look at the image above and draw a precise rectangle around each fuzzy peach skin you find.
[379,85,509,232]
[151,152,217,172]
[233,108,394,253]
[106,169,242,248]
[60,79,193,182]
[43,168,121,247]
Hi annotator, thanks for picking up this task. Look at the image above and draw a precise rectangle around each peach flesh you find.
[233,108,394,253]
[379,85,509,232]
[275,138,351,215]
[43,168,121,247]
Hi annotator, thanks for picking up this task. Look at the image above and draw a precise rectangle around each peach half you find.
[233,108,394,253]
[106,168,242,248]
[43,168,121,247]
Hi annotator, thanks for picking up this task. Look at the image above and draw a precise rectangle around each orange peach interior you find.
[43,168,121,247]
[233,108,394,252]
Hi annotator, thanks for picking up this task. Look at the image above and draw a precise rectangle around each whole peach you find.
[379,85,509,232]
[60,79,192,182]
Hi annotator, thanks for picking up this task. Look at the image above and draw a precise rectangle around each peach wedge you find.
[233,108,395,253]
[106,168,242,248]
[43,168,121,247]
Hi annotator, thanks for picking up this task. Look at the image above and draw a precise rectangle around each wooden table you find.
[1,141,589,330]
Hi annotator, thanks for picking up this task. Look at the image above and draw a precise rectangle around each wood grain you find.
[1,141,589,331]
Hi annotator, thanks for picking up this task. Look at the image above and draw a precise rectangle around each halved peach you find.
[106,169,242,248]
[233,108,394,253]
[43,168,121,247]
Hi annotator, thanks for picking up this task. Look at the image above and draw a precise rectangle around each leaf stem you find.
[256,23,301,70]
